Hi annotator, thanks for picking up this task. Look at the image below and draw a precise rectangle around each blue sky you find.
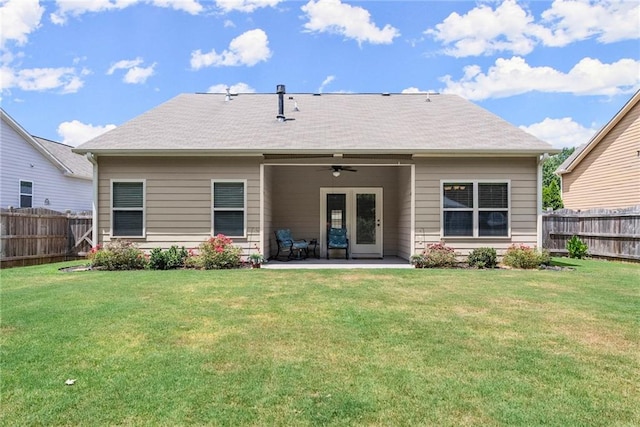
[1,0,638,149]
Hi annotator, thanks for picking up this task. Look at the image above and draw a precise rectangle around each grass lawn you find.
[1,259,639,426]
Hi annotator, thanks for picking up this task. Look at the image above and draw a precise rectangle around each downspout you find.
[537,153,549,249]
[86,152,99,248]
[410,164,416,262]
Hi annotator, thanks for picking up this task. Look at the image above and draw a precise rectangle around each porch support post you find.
[410,164,416,258]
[259,163,265,257]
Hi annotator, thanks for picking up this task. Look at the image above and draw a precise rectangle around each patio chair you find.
[327,227,349,259]
[274,229,309,261]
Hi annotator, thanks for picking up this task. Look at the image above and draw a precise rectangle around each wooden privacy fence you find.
[543,205,640,261]
[0,208,93,268]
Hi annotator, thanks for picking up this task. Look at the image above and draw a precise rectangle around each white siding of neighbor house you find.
[97,156,262,252]
[562,100,640,210]
[414,157,539,255]
[0,119,92,213]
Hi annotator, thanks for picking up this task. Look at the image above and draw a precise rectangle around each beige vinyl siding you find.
[97,156,261,252]
[414,157,539,255]
[562,102,640,209]
[262,165,274,259]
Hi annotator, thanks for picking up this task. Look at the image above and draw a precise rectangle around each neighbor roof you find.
[557,89,640,175]
[33,137,93,179]
[1,108,92,180]
[74,92,555,156]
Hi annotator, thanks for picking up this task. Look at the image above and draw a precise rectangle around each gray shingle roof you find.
[74,93,554,155]
[33,137,93,179]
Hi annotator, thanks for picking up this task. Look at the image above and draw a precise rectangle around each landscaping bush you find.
[566,235,588,259]
[149,246,189,270]
[502,244,550,269]
[88,240,147,270]
[413,242,458,268]
[198,234,242,269]
[468,247,497,269]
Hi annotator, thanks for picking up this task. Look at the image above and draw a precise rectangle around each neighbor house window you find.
[111,180,145,237]
[442,181,509,237]
[19,180,33,208]
[212,180,246,237]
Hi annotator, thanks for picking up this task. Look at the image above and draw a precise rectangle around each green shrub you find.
[88,240,147,270]
[149,246,189,270]
[566,235,588,259]
[467,247,497,269]
[502,244,550,269]
[419,242,458,268]
[198,234,242,269]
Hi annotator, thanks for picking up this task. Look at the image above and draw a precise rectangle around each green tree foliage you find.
[543,179,564,210]
[542,147,575,210]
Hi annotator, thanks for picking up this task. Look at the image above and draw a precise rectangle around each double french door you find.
[320,188,383,258]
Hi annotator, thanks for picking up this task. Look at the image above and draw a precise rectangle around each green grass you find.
[1,259,639,426]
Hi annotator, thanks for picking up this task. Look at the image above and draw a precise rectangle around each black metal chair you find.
[274,229,309,260]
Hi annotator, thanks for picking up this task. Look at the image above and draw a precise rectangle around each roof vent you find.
[276,84,286,122]
[225,88,231,102]
[382,92,391,96]
[426,93,431,102]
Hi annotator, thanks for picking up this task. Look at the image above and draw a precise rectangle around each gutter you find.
[86,153,99,248]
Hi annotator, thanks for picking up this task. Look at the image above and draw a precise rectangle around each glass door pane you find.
[356,193,376,244]
[326,194,346,229]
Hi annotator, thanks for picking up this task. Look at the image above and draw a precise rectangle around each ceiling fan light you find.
[332,170,340,177]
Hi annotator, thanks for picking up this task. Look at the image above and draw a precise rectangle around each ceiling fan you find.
[326,165,357,177]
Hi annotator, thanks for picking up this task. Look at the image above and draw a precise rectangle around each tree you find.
[542,147,575,210]
[543,179,563,210]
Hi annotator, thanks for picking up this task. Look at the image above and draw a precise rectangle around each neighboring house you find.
[1,108,92,213]
[556,90,640,210]
[74,88,557,260]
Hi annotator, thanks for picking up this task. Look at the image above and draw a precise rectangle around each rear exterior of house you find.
[75,91,554,260]
[557,90,640,210]
[1,109,92,213]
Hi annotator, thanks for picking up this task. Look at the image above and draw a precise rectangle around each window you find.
[442,181,509,237]
[19,180,33,208]
[111,180,145,237]
[212,180,246,237]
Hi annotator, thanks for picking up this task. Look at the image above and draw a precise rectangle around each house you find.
[556,90,640,210]
[1,108,92,213]
[73,87,556,260]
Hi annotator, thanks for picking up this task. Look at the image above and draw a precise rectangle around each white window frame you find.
[440,180,511,238]
[211,179,247,238]
[19,180,33,208]
[110,179,146,238]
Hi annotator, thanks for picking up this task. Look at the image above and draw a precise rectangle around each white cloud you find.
[1,66,86,94]
[318,75,335,93]
[57,120,116,147]
[215,0,282,13]
[107,58,144,75]
[123,64,156,84]
[520,117,597,149]
[107,58,155,84]
[190,29,271,69]
[51,0,203,25]
[541,0,640,46]
[426,0,541,57]
[440,56,640,100]
[207,82,256,93]
[401,87,428,94]
[426,0,639,57]
[0,0,44,47]
[301,0,400,46]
